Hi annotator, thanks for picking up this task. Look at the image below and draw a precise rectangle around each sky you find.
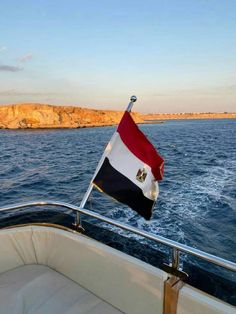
[0,0,236,113]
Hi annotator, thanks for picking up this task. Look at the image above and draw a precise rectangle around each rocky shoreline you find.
[0,103,143,129]
[0,103,235,129]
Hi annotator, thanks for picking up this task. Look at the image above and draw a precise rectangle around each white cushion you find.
[0,226,167,314]
[0,264,122,314]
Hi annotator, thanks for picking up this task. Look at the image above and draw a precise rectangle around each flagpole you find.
[127,95,137,112]
[74,95,137,230]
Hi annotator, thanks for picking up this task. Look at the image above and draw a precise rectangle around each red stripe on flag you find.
[117,111,164,181]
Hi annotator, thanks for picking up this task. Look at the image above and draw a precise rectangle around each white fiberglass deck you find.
[0,264,122,314]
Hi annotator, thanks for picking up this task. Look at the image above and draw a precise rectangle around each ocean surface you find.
[0,119,236,263]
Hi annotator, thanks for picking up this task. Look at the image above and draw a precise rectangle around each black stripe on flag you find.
[93,157,154,220]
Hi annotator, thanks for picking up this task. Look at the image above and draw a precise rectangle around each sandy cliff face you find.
[0,104,143,129]
[0,104,235,129]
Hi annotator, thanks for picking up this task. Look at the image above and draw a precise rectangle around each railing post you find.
[74,183,93,231]
[163,249,185,314]
[172,248,180,270]
[163,247,187,281]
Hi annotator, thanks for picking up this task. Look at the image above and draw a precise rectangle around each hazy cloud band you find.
[0,65,22,72]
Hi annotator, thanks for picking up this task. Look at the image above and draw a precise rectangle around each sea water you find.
[0,119,235,262]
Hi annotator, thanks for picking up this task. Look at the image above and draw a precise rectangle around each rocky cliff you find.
[0,104,235,129]
[0,104,144,129]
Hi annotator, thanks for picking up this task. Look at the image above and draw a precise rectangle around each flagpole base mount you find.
[72,222,85,233]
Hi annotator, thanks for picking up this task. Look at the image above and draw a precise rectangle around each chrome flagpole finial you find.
[130,95,137,102]
[127,95,137,112]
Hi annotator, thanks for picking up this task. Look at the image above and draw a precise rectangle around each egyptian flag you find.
[92,111,164,220]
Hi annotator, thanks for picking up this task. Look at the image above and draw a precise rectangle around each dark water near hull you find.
[0,119,236,262]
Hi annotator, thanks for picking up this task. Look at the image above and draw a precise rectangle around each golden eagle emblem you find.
[136,168,147,183]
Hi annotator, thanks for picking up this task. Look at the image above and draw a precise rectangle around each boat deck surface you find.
[0,264,123,314]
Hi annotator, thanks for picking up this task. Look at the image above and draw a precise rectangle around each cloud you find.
[19,53,33,63]
[0,47,23,72]
[0,52,33,73]
[0,65,22,72]
[0,46,7,52]
[0,89,64,96]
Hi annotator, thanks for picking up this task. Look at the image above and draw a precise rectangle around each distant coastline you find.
[0,103,235,129]
[142,112,236,121]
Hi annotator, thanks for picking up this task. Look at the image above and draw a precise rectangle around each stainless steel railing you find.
[0,200,236,273]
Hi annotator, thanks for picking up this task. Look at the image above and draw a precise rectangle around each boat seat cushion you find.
[0,225,167,314]
[0,264,122,314]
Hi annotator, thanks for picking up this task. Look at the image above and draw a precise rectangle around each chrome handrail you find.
[0,200,236,273]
